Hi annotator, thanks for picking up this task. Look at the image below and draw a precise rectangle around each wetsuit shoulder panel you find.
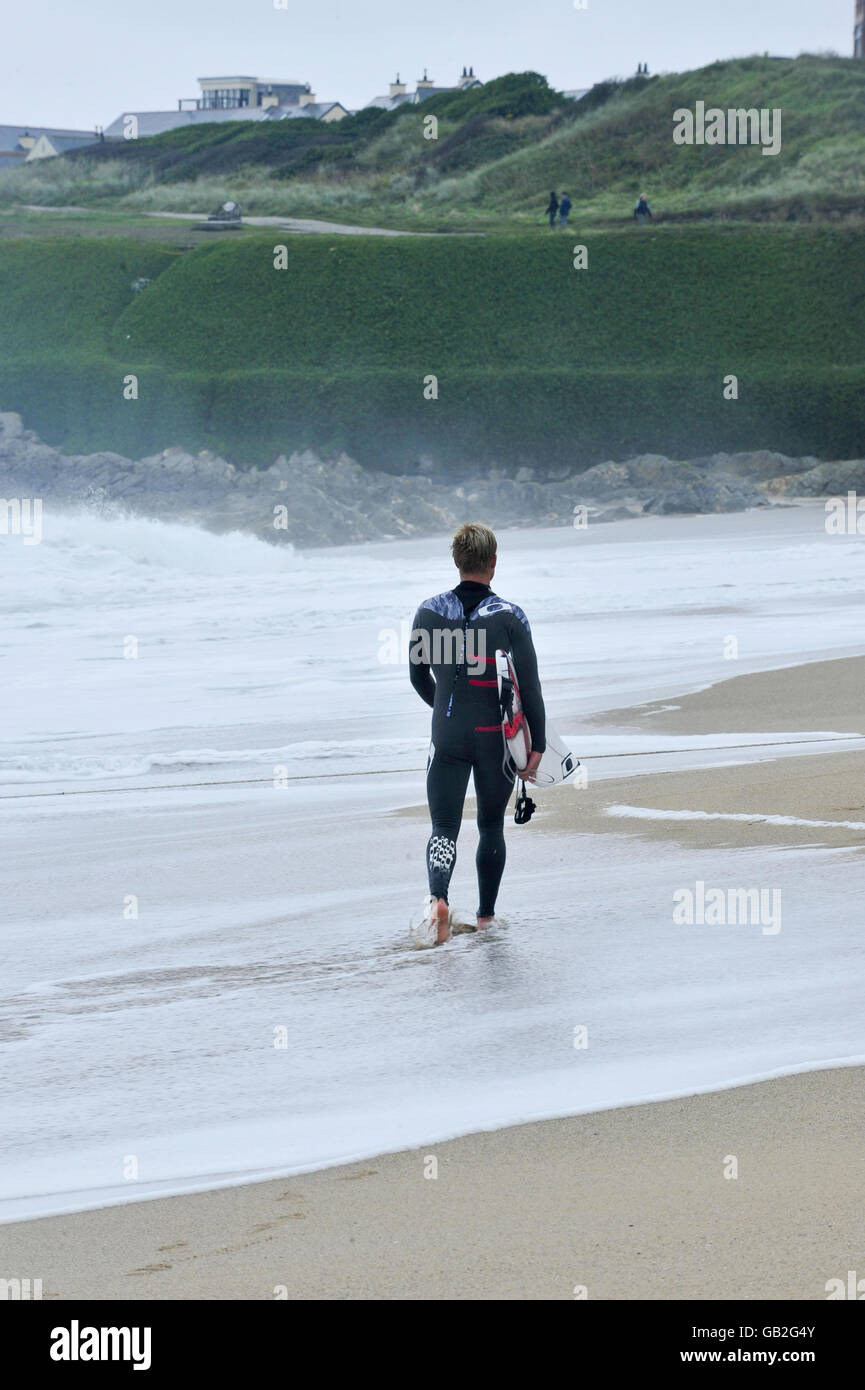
[472,594,531,633]
[419,590,464,622]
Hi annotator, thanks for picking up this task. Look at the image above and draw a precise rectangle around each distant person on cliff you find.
[633,193,653,224]
[545,191,559,228]
[558,193,572,229]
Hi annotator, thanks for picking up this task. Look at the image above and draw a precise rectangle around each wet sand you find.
[6,654,863,1300]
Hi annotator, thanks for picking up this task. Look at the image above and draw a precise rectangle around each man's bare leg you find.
[435,898,451,944]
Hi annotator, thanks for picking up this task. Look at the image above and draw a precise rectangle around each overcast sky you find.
[2,0,856,131]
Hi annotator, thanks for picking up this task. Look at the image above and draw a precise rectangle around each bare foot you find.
[476,916,493,929]
[435,898,451,945]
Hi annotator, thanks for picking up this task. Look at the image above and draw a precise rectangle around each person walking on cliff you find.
[558,192,572,229]
[545,191,559,228]
[633,192,653,224]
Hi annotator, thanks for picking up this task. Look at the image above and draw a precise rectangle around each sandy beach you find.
[540,653,865,852]
[597,652,865,737]
[4,1066,863,1300]
[5,651,864,1300]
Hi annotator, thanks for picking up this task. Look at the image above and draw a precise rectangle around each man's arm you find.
[409,610,436,709]
[509,614,546,754]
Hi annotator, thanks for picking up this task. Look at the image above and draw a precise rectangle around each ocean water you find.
[2,501,865,1221]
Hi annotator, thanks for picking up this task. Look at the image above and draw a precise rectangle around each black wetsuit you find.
[409,581,546,918]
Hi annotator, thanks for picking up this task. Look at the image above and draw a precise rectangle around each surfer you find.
[409,523,546,943]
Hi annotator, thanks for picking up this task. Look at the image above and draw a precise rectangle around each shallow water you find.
[2,503,864,1220]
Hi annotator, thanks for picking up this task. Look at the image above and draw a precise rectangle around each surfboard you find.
[495,648,579,787]
[495,649,532,771]
[535,723,580,787]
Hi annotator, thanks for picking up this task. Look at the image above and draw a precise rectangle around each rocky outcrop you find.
[2,411,859,547]
[705,450,817,482]
[575,453,768,514]
[766,458,865,498]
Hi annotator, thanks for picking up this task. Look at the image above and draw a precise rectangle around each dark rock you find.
[0,416,823,547]
[707,450,813,481]
[644,472,768,515]
[575,454,701,500]
[770,459,865,497]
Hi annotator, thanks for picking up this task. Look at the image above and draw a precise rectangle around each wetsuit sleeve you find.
[510,614,546,754]
[409,607,436,709]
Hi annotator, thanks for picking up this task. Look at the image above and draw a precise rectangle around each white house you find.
[0,125,100,167]
[104,73,348,141]
[366,67,482,110]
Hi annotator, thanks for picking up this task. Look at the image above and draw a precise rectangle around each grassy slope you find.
[0,205,266,246]
[0,57,862,229]
[458,55,865,222]
[1,227,863,469]
[111,228,862,371]
[0,239,176,356]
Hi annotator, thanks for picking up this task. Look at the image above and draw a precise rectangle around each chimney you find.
[299,89,316,106]
[416,68,434,90]
[389,73,406,96]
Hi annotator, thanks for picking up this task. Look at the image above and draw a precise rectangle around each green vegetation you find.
[0,239,176,355]
[0,57,862,229]
[1,59,861,470]
[2,227,862,469]
[0,205,263,246]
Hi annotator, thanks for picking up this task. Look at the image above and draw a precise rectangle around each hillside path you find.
[146,211,429,236]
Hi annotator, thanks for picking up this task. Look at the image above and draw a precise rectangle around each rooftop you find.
[102,107,272,139]
[0,123,98,151]
[196,75,305,85]
[271,102,344,120]
[36,134,99,151]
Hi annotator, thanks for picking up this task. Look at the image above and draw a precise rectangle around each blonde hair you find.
[451,522,497,574]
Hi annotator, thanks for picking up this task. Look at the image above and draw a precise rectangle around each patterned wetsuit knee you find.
[409,580,546,919]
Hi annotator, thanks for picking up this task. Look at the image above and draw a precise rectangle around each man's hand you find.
[524,750,543,782]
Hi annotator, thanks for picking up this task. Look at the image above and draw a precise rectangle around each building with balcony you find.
[190,76,311,110]
[104,72,348,141]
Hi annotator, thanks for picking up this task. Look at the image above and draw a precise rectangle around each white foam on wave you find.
[0,737,426,787]
[0,506,298,585]
[607,804,865,831]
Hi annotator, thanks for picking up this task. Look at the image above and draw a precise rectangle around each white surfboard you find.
[495,648,531,771]
[495,648,579,787]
